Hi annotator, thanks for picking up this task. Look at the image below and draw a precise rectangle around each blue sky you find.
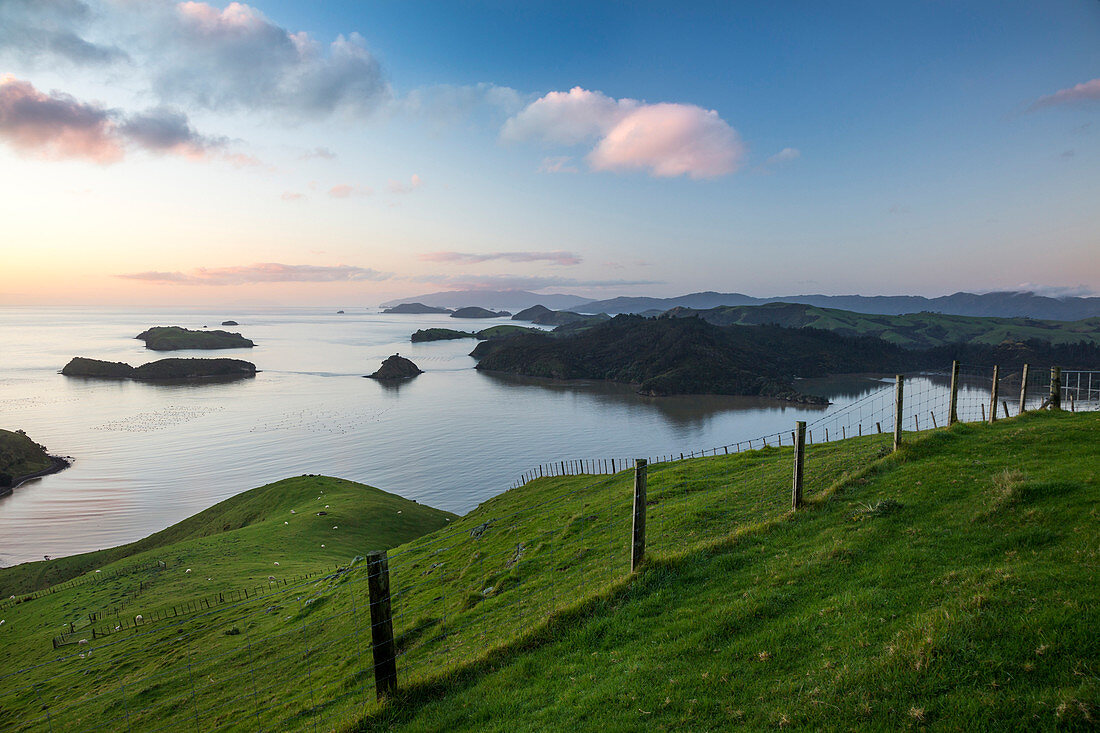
[0,1,1097,305]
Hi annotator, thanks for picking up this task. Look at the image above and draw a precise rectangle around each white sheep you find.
[320,544,325,548]
[268,575,276,580]
[273,561,280,566]
[284,521,289,525]
[78,639,88,645]
[290,510,295,514]
[185,569,192,573]
[332,526,338,530]
[135,615,142,621]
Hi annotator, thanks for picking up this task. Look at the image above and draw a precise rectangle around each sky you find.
[0,0,1097,306]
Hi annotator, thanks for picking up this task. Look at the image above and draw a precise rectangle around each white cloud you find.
[765,147,800,165]
[502,87,743,179]
[387,174,422,194]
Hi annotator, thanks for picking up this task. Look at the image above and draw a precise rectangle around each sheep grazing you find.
[185,568,192,573]
[78,639,88,645]
[273,561,280,566]
[332,526,338,530]
[268,575,276,581]
[290,510,295,514]
[284,521,289,525]
[135,615,143,621]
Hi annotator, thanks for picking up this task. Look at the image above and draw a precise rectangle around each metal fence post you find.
[988,365,1000,424]
[1018,363,1029,414]
[1050,366,1061,410]
[367,551,397,700]
[948,360,960,425]
[631,459,647,572]
[792,421,806,510]
[893,375,904,452]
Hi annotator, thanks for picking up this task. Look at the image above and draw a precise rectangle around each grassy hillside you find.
[2,413,1095,731]
[672,301,1100,349]
[0,429,53,485]
[357,411,1098,731]
[0,476,454,597]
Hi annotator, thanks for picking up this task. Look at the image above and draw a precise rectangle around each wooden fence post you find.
[792,421,806,510]
[367,551,397,700]
[988,365,1000,424]
[631,459,648,572]
[948,360,960,425]
[1050,366,1061,410]
[893,375,904,452]
[1018,363,1029,414]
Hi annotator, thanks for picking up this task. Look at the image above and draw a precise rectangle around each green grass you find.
[690,302,1100,348]
[355,411,1098,731]
[0,429,53,485]
[0,476,454,731]
[2,413,1096,731]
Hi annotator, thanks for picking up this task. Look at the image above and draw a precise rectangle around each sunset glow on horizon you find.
[1,1,1098,306]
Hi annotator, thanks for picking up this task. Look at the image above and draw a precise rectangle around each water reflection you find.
[477,370,831,428]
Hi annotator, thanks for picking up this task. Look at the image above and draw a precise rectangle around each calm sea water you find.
[0,306,960,566]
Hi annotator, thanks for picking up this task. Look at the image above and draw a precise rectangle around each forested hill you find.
[472,315,912,401]
[471,315,1100,398]
[666,302,1100,349]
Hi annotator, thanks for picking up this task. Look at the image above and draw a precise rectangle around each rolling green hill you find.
[2,413,1095,731]
[355,410,1099,731]
[669,302,1100,349]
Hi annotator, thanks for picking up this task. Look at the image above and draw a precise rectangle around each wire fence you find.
[3,363,1096,731]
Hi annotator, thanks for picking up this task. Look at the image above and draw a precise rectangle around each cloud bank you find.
[502,87,744,179]
[146,2,389,118]
[411,273,661,291]
[0,0,127,67]
[0,75,240,164]
[420,251,582,266]
[118,263,391,285]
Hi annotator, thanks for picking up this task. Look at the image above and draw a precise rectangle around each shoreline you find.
[2,456,72,497]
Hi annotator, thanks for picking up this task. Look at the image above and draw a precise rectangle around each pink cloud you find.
[387,173,423,194]
[281,191,305,201]
[328,183,371,198]
[117,263,391,285]
[503,87,743,179]
[0,75,253,166]
[539,156,578,173]
[588,103,743,179]
[420,251,582,266]
[1030,78,1100,110]
[0,74,123,163]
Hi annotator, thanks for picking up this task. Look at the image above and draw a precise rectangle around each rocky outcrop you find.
[221,320,239,326]
[366,355,423,380]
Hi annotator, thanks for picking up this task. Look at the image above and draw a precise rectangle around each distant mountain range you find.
[379,290,588,311]
[574,291,1100,321]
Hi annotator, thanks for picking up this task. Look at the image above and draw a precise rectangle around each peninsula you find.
[383,302,452,314]
[0,429,69,495]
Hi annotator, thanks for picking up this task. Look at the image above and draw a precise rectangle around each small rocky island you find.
[383,302,453,314]
[221,320,239,326]
[451,306,511,319]
[0,429,70,495]
[62,357,257,381]
[411,325,542,343]
[365,354,423,380]
[411,328,477,342]
[136,326,254,351]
